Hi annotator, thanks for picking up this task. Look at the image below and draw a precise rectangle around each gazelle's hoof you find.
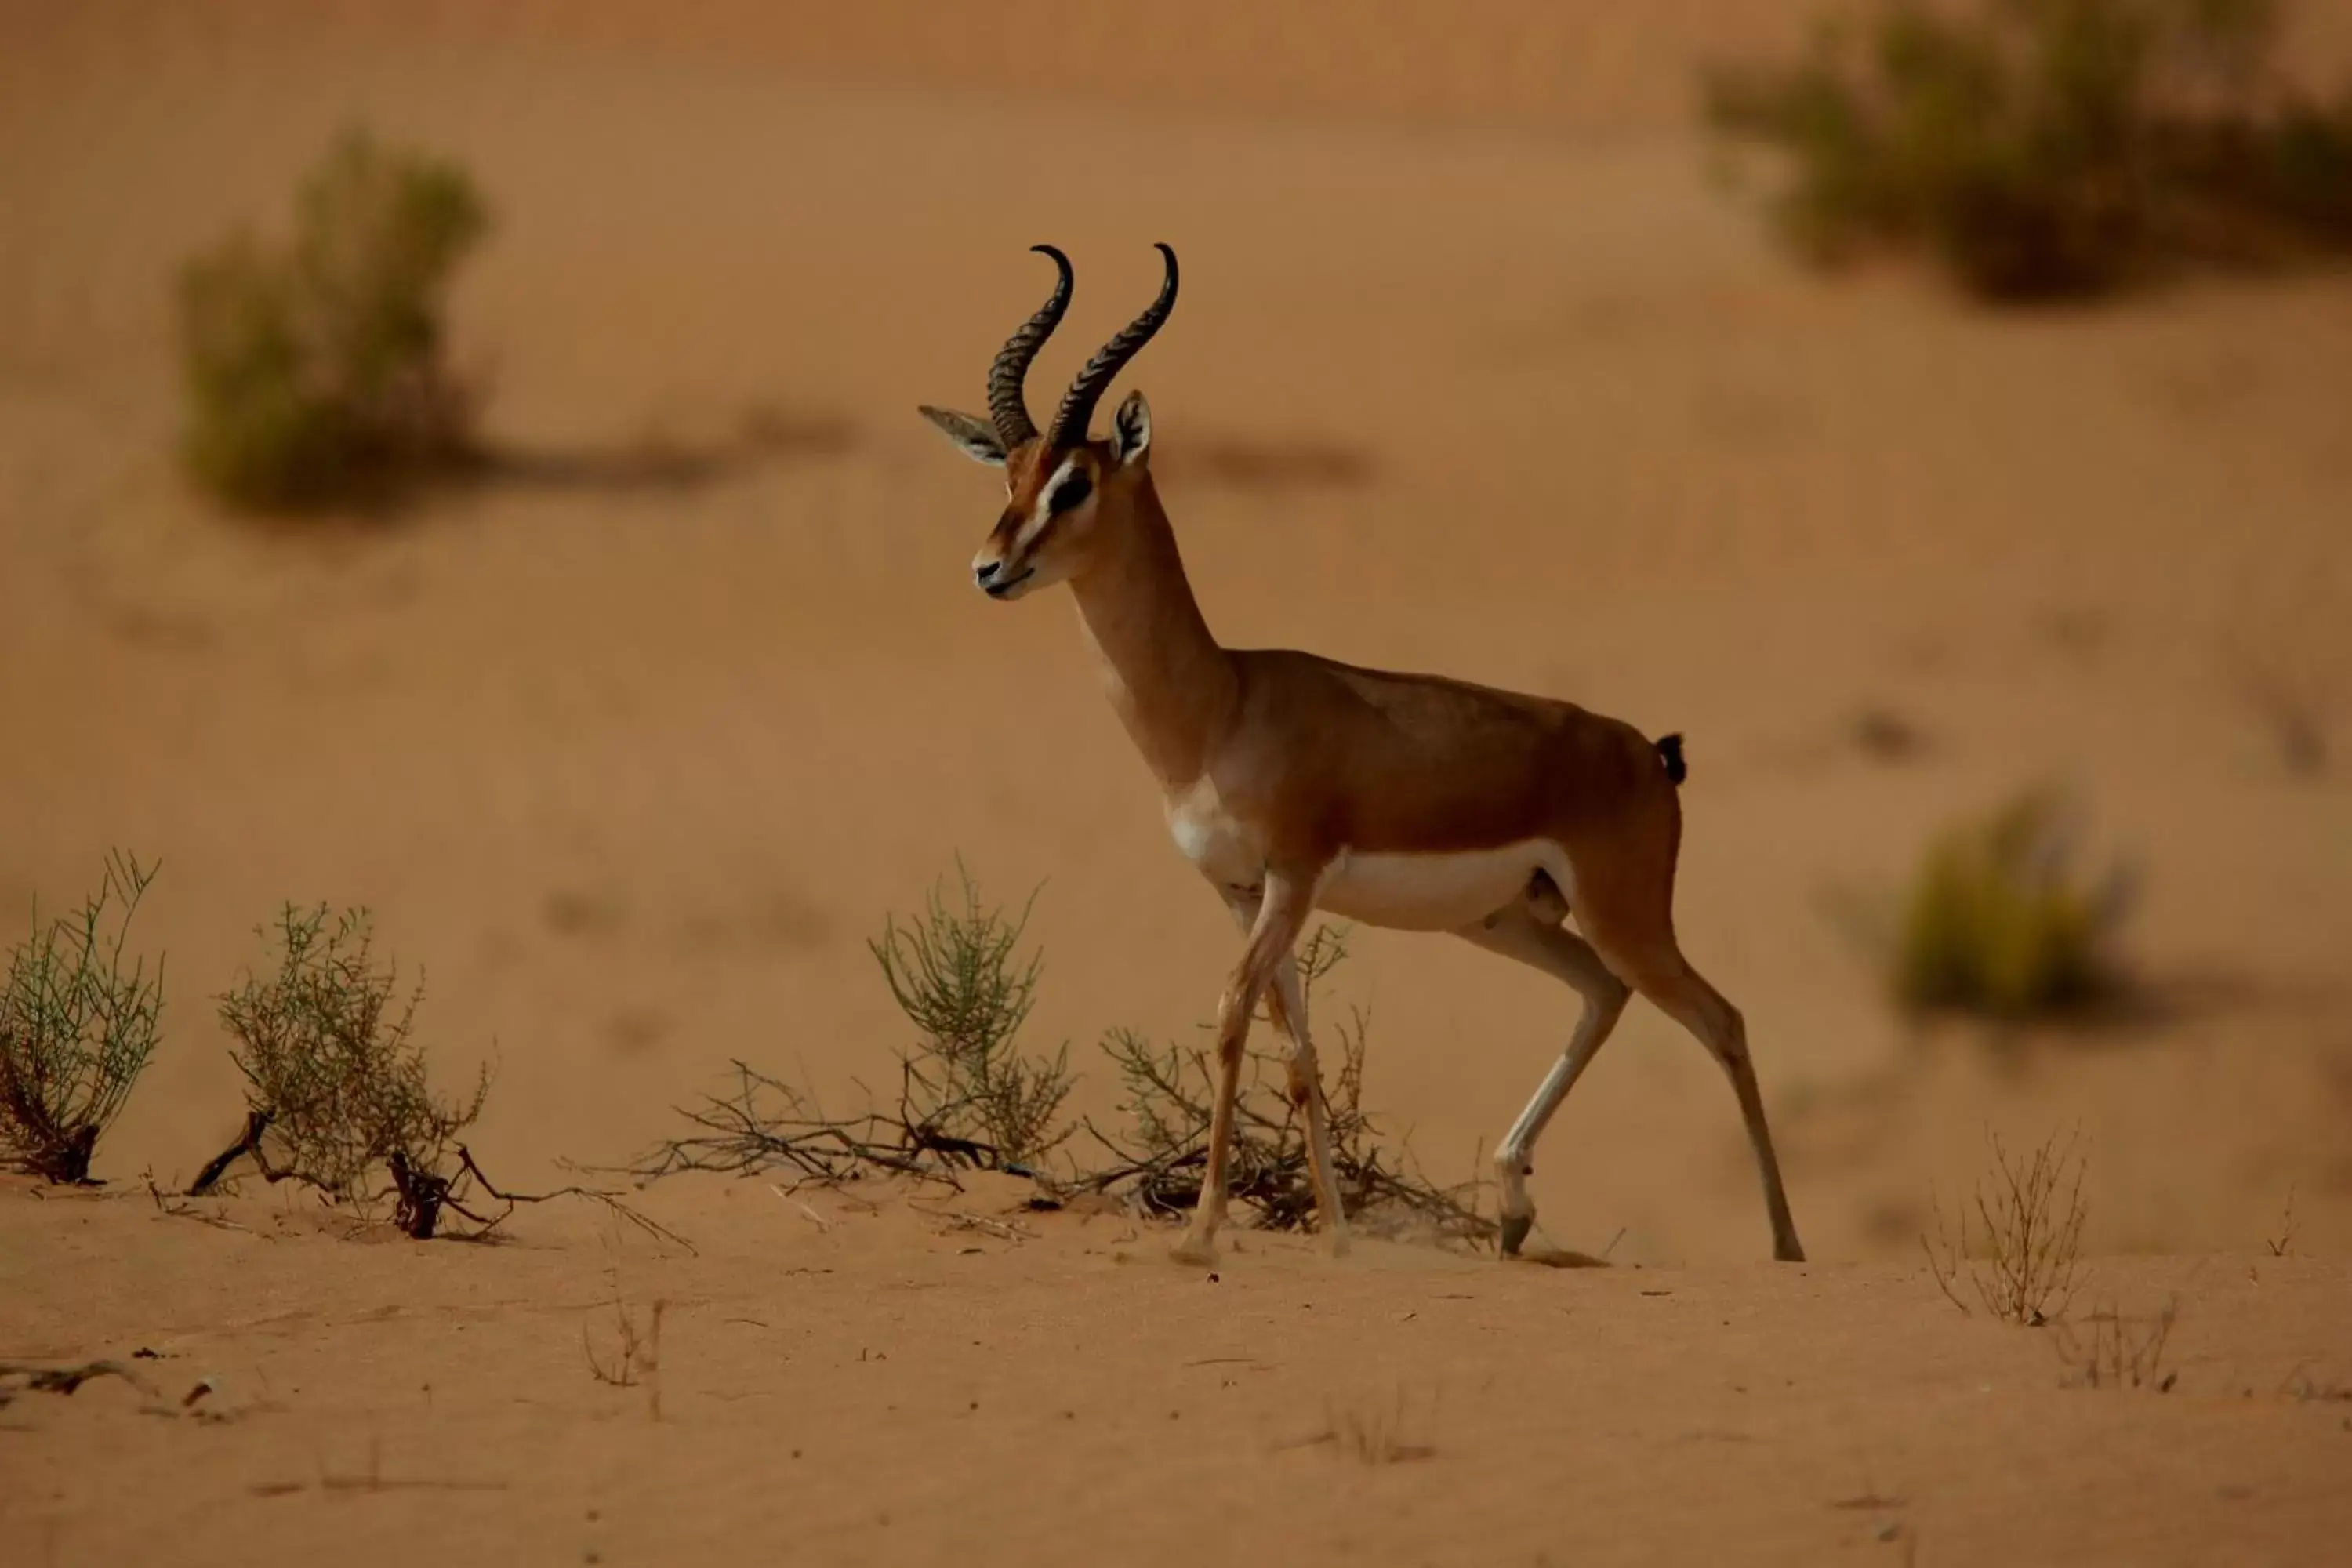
[1327,1229,1353,1261]
[1498,1214,1534,1257]
[1170,1233,1218,1268]
[1774,1239,1807,1264]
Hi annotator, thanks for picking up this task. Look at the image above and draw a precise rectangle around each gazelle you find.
[918,244,1805,1267]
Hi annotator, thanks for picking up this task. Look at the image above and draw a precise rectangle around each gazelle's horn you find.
[985,245,1074,448]
[1046,242,1178,450]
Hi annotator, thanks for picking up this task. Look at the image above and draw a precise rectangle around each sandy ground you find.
[3,2,2350,1561]
[3,1175,2349,1567]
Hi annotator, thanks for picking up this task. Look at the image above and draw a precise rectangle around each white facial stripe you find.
[1013,456,1079,554]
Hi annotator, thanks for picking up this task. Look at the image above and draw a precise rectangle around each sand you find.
[2,2,2350,1561]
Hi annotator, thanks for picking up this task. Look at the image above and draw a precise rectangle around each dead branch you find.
[623,1059,980,1192]
[416,1145,692,1252]
[186,1109,289,1196]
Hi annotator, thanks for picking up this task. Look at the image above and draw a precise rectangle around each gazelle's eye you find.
[1049,472,1094,514]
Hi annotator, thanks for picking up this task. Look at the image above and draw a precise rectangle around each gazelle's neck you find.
[1066,475,1236,788]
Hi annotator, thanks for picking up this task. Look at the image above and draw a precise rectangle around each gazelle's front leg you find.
[1214,884,1352,1259]
[1173,864,1321,1267]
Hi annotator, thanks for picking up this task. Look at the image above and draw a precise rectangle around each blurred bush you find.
[1707,0,2352,299]
[1894,789,2133,1018]
[177,129,488,510]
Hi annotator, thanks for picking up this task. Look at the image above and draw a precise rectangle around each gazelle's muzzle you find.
[973,555,1035,599]
[972,516,1039,598]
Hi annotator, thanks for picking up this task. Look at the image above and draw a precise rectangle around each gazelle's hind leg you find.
[1630,959,1804,1261]
[1584,924,1806,1261]
[1262,956,1351,1258]
[1570,815,1807,1262]
[1455,898,1628,1257]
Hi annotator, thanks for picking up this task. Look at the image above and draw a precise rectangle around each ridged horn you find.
[986,245,1074,448]
[1046,243,1178,451]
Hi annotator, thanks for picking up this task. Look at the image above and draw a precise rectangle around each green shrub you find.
[0,854,163,1184]
[212,905,489,1231]
[1707,0,2352,299]
[177,129,488,510]
[1894,790,2132,1018]
[869,864,1073,1170]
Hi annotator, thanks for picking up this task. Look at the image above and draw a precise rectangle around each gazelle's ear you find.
[1110,390,1152,469]
[917,405,1007,466]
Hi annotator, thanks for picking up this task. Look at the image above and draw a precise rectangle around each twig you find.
[908,1203,1036,1243]
[2265,1186,2299,1258]
[771,1186,833,1232]
[143,1172,259,1236]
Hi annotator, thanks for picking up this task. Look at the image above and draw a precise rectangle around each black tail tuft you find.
[1656,732,1687,786]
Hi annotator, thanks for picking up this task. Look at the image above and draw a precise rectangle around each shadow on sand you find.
[472,406,859,500]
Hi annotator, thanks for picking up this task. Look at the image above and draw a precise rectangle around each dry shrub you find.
[209,904,488,1234]
[1707,0,2352,300]
[2054,1296,2180,1390]
[178,127,487,510]
[1893,789,2132,1020]
[1298,1385,1438,1465]
[1088,926,1491,1243]
[0,853,163,1184]
[638,870,1490,1245]
[583,1289,667,1420]
[1926,1125,2090,1323]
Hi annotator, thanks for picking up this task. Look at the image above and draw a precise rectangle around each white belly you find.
[1168,779,1570,933]
[1316,840,1571,932]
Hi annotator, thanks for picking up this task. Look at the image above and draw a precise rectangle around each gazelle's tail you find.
[1655,732,1687,787]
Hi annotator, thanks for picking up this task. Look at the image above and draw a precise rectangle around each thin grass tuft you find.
[1925,1124,2092,1324]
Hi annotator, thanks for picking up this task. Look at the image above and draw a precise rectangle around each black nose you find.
[974,561,1000,585]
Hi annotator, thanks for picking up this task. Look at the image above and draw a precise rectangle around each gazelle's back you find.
[1223,646,1675,857]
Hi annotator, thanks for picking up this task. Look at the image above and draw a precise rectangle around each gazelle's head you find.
[918,243,1178,601]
